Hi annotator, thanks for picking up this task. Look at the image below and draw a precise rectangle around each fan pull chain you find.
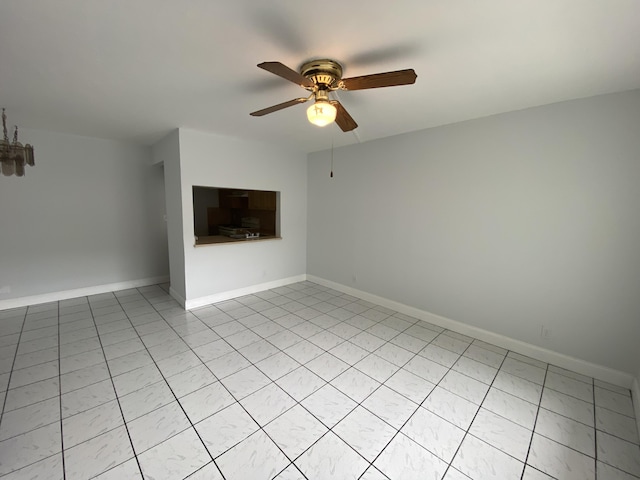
[330,141,334,178]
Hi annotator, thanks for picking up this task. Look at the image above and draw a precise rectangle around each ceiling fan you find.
[250,59,417,132]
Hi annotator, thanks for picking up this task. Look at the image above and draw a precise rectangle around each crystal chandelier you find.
[1,108,35,177]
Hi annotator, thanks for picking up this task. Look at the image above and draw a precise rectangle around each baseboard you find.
[0,275,170,311]
[307,275,635,389]
[633,377,640,438]
[184,274,308,310]
[169,287,187,309]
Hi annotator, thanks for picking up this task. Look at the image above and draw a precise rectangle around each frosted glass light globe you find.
[306,101,337,127]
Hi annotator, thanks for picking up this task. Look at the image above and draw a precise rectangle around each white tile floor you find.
[0,281,639,479]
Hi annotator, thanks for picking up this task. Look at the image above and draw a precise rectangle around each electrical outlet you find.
[352,274,357,284]
[0,285,10,294]
[540,325,552,340]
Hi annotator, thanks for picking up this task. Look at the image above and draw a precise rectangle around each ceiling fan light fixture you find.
[306,100,336,127]
[251,60,416,132]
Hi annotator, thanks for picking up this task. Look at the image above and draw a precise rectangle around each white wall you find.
[0,128,169,303]
[177,129,307,304]
[308,89,640,376]
[152,129,185,302]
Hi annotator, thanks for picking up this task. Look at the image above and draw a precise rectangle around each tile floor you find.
[0,281,639,480]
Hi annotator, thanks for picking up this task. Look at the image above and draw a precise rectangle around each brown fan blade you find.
[250,97,309,117]
[257,62,315,88]
[332,101,358,132]
[341,68,417,91]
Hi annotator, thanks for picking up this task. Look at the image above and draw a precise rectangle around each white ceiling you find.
[2,0,640,153]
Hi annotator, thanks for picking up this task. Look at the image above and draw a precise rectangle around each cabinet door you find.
[218,189,232,208]
[220,189,249,209]
[248,191,276,210]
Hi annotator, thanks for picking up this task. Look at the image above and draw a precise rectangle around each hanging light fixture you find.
[306,90,337,127]
[1,108,35,177]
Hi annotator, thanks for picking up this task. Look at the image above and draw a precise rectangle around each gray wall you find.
[152,129,185,301]
[0,129,169,301]
[307,89,640,375]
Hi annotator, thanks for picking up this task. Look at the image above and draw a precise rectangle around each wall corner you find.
[633,375,640,441]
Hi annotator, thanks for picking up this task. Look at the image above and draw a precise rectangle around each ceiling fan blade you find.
[341,68,417,91]
[332,101,358,132]
[257,61,315,88]
[250,97,309,117]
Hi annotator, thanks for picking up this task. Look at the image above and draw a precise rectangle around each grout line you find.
[521,362,550,479]
[209,286,439,473]
[190,290,414,475]
[195,301,339,469]
[0,306,28,427]
[152,291,466,476]
[86,294,146,480]
[338,345,444,472]
[593,376,598,479]
[1,282,617,480]
[439,343,509,479]
[117,290,232,479]
[165,286,341,475]
[331,332,489,476]
[56,299,67,480]
[103,290,609,480]
[526,431,601,463]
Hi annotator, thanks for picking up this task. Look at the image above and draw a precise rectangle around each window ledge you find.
[194,235,281,246]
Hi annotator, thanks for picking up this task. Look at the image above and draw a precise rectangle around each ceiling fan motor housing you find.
[300,59,343,90]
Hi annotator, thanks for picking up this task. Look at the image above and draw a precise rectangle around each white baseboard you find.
[184,274,307,310]
[633,377,640,439]
[307,275,635,389]
[169,287,187,309]
[0,275,170,311]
